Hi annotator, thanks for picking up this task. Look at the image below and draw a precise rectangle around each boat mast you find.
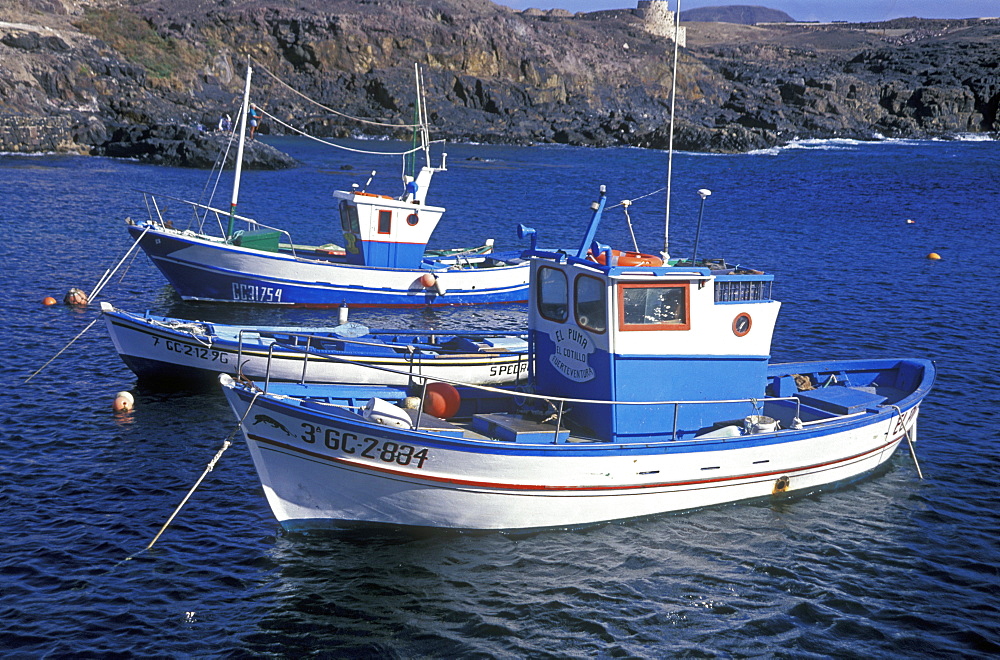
[661,0,682,261]
[415,63,432,169]
[227,63,253,239]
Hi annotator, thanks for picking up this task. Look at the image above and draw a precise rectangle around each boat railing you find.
[237,329,531,388]
[246,342,809,443]
[137,190,296,255]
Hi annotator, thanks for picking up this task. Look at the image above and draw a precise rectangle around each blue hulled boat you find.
[219,186,935,531]
[126,65,531,307]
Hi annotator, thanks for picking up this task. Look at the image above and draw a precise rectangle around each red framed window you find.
[618,282,690,331]
[377,210,392,235]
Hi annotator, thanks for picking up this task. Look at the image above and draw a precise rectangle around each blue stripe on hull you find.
[237,388,916,459]
[132,227,528,306]
[248,430,903,491]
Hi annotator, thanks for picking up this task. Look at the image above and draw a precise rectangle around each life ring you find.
[592,249,663,267]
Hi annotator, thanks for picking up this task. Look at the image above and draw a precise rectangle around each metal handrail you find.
[241,328,530,391]
[245,343,813,442]
[139,191,297,257]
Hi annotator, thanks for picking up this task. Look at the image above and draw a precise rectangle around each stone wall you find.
[0,114,84,153]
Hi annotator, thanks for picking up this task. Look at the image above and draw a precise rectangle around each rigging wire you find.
[250,57,424,130]
[259,107,439,157]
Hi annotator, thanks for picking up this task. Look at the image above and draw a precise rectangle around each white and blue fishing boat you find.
[100,302,529,387]
[220,187,935,532]
[126,65,531,307]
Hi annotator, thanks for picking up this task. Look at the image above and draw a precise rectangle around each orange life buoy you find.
[592,249,663,267]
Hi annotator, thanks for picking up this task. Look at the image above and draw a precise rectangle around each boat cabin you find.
[332,166,445,269]
[526,190,782,442]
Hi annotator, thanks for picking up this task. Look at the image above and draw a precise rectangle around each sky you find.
[497,1,1000,22]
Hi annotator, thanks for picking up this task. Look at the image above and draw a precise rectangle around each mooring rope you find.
[89,226,150,301]
[26,227,152,384]
[23,318,100,384]
[890,405,924,479]
[123,390,262,562]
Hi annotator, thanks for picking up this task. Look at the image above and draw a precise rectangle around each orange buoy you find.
[593,249,663,267]
[420,273,437,288]
[927,252,942,261]
[42,296,57,306]
[423,382,461,419]
[64,288,89,306]
[113,391,135,413]
[906,219,915,224]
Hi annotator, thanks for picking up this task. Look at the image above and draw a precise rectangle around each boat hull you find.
[221,359,930,531]
[129,224,529,307]
[102,308,530,386]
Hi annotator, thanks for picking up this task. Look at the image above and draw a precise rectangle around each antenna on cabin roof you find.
[691,188,712,266]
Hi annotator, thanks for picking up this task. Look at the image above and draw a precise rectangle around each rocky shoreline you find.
[1,0,998,167]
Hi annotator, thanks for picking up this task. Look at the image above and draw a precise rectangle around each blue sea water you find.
[1,135,998,657]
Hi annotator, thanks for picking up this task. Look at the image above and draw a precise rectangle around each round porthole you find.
[406,213,419,226]
[733,313,752,337]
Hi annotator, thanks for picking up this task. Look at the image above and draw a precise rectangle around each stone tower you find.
[636,0,686,47]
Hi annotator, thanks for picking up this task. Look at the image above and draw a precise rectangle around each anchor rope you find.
[23,318,99,384]
[889,405,924,479]
[88,226,151,301]
[27,226,154,383]
[124,390,263,562]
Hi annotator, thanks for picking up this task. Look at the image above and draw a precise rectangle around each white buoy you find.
[113,391,135,412]
[338,301,349,325]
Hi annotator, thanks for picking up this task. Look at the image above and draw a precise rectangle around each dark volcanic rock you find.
[0,0,998,159]
[96,122,297,169]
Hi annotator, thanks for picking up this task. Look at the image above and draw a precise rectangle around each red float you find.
[423,382,461,419]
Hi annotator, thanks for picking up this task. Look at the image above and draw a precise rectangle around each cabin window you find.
[378,210,392,235]
[339,200,360,234]
[715,279,771,302]
[618,283,690,331]
[537,266,568,322]
[406,213,419,226]
[574,274,606,333]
